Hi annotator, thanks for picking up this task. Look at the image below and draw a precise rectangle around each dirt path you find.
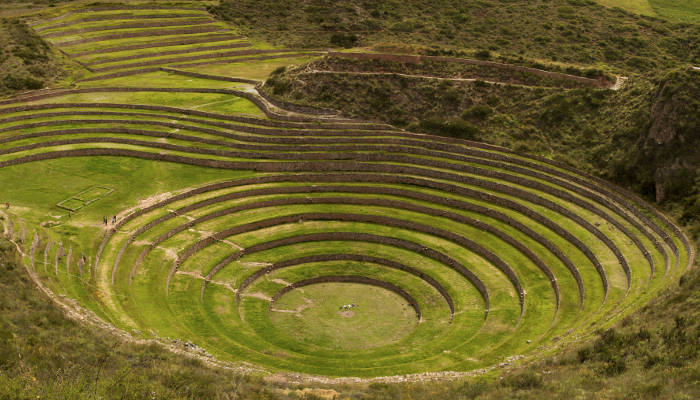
[306,69,529,86]
[243,86,354,121]
[270,297,313,316]
[611,76,628,91]
[176,270,236,293]
[0,210,9,238]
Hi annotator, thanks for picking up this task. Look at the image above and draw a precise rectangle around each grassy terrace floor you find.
[0,0,693,380]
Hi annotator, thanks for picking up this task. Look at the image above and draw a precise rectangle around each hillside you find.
[215,0,699,232]
[211,0,699,72]
[595,0,700,23]
[0,18,68,95]
[0,0,697,399]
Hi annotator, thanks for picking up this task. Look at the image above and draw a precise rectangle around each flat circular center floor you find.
[269,282,419,351]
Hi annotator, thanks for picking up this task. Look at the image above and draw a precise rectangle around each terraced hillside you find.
[0,2,693,380]
[27,3,321,82]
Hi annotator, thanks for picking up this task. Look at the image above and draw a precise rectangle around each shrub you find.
[419,117,479,139]
[475,49,491,59]
[578,346,593,363]
[330,32,358,48]
[389,20,415,32]
[601,356,627,376]
[485,95,500,106]
[626,56,654,70]
[462,104,493,120]
[2,74,43,90]
[503,371,543,390]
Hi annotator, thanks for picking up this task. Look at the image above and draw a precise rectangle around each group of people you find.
[103,215,117,226]
[339,303,358,311]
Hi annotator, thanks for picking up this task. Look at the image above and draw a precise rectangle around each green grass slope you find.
[596,0,700,23]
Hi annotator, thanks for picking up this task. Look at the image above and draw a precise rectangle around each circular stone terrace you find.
[0,2,693,380]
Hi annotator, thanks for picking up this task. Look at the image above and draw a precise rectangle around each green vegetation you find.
[211,0,699,72]
[216,0,699,229]
[0,240,301,400]
[596,0,700,23]
[0,77,688,376]
[0,0,696,398]
[1,236,698,398]
[596,0,657,16]
[263,63,700,237]
[0,18,67,95]
[270,283,418,351]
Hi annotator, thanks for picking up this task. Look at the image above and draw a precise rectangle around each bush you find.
[626,56,654,70]
[577,346,593,363]
[419,117,479,139]
[601,356,627,376]
[330,32,358,48]
[389,20,415,32]
[461,104,493,120]
[503,371,543,390]
[475,49,491,59]
[485,95,501,106]
[2,74,43,90]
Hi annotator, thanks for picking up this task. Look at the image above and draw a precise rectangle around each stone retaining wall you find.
[87,43,252,66]
[240,254,454,318]
[69,34,242,57]
[0,87,320,122]
[328,52,610,88]
[114,178,579,305]
[91,49,302,73]
[173,215,496,314]
[159,68,258,84]
[35,13,208,32]
[0,98,389,131]
[168,53,323,70]
[55,26,223,47]
[181,211,522,314]
[126,191,547,309]
[43,19,214,38]
[6,149,605,296]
